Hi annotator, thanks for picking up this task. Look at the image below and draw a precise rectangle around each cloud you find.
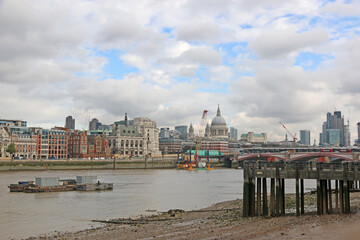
[176,22,221,42]
[250,28,328,58]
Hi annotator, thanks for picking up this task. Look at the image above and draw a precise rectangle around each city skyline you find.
[1,1,360,144]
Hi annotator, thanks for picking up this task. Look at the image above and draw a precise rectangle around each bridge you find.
[237,152,360,162]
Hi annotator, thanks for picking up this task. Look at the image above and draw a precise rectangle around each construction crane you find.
[194,110,208,166]
[198,110,208,137]
[279,121,297,145]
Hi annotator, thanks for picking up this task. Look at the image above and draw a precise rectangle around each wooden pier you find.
[242,161,360,217]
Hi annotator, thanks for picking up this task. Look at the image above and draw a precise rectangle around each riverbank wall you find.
[0,157,225,171]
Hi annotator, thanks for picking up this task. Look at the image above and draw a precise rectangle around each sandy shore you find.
[27,191,360,240]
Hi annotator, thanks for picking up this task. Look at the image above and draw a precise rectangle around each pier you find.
[242,161,360,217]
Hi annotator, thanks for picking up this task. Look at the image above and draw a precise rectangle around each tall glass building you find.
[300,130,310,145]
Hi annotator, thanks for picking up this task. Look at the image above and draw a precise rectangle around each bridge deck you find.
[247,162,360,181]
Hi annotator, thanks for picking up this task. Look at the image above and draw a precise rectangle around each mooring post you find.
[263,177,268,216]
[275,163,280,217]
[296,163,300,216]
[242,161,250,217]
[113,157,116,170]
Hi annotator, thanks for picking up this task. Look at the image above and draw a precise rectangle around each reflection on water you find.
[0,169,316,239]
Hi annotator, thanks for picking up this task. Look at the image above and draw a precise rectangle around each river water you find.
[0,169,316,239]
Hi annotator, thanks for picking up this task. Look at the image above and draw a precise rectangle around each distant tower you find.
[205,123,211,138]
[89,118,99,131]
[65,116,75,130]
[188,123,195,139]
[357,122,360,144]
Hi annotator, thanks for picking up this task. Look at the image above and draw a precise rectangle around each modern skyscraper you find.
[175,125,188,139]
[321,111,349,146]
[229,127,238,140]
[300,130,310,145]
[65,116,75,130]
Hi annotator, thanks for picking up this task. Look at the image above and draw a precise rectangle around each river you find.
[0,169,316,239]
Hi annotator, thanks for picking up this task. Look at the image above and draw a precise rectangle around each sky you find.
[0,0,360,144]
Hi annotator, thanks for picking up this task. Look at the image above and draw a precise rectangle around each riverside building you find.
[108,114,160,157]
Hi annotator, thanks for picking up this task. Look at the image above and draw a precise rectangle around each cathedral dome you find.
[211,116,226,126]
[211,105,226,126]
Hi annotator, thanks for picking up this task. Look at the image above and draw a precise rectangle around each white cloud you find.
[176,22,221,42]
[250,28,328,59]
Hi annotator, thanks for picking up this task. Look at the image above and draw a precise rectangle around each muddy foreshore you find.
[25,191,360,240]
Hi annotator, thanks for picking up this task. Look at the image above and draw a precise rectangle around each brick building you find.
[68,130,88,158]
[201,140,229,154]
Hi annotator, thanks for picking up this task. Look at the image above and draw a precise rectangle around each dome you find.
[211,116,226,126]
[211,105,227,126]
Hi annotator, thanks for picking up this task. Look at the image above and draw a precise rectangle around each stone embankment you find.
[0,156,225,171]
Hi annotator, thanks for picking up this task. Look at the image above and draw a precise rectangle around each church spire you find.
[217,104,221,116]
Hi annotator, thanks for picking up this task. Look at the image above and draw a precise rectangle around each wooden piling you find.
[335,180,339,213]
[250,162,256,217]
[300,179,304,214]
[257,178,261,216]
[343,163,350,214]
[270,178,275,216]
[242,162,250,217]
[328,180,332,213]
[295,163,300,216]
[316,163,322,215]
[275,163,280,217]
[262,178,268,216]
[339,180,344,214]
[281,178,285,215]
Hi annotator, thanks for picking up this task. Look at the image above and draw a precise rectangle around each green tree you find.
[6,143,16,156]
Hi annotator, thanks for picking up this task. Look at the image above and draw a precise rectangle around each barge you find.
[8,176,113,193]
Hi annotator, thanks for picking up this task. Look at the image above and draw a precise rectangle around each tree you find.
[6,143,16,156]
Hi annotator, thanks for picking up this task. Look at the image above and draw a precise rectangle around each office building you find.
[0,119,27,127]
[300,130,311,146]
[229,127,238,140]
[321,111,350,146]
[65,116,75,130]
[175,125,188,139]
[240,132,268,143]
